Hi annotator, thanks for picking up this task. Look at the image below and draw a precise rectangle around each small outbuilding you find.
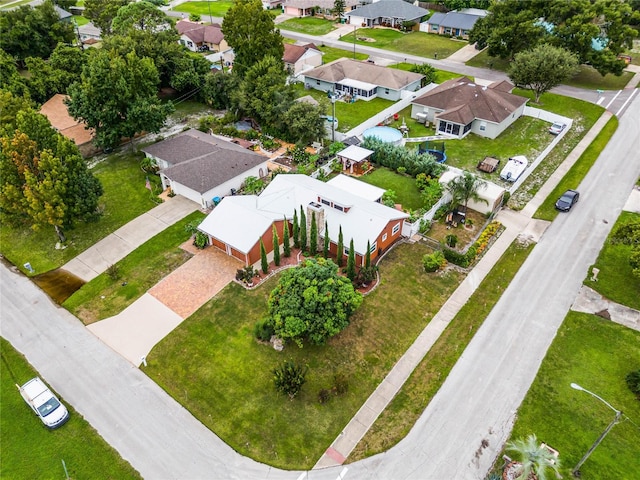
[335,145,374,175]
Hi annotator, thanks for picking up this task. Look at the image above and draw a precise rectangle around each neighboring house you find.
[176,20,228,52]
[303,58,423,101]
[262,0,284,9]
[198,173,408,266]
[283,43,323,75]
[78,22,102,43]
[39,94,96,157]
[335,145,374,175]
[410,77,528,139]
[420,8,487,39]
[347,0,428,29]
[54,5,72,23]
[283,0,360,17]
[141,129,270,209]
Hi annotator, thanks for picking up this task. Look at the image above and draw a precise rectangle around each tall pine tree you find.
[323,221,329,259]
[299,206,307,252]
[260,238,269,274]
[346,238,356,281]
[282,216,291,257]
[365,240,371,269]
[272,224,280,266]
[292,209,299,248]
[337,225,344,267]
[309,211,317,256]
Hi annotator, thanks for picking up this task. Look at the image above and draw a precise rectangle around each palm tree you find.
[505,434,561,480]
[446,171,488,212]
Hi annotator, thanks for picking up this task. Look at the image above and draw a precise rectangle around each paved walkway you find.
[314,107,616,468]
[446,43,484,63]
[571,285,640,332]
[63,195,199,282]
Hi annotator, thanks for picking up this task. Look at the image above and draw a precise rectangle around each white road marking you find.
[605,90,622,110]
[616,89,639,117]
[296,473,307,480]
[597,97,604,105]
[336,467,349,479]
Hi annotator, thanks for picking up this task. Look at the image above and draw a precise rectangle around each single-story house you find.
[347,0,429,29]
[176,20,228,52]
[141,129,270,209]
[304,58,423,101]
[326,174,385,202]
[284,43,323,75]
[439,169,505,214]
[335,145,375,175]
[283,0,360,17]
[420,8,487,39]
[78,22,102,43]
[410,77,528,139]
[198,173,408,266]
[39,94,96,157]
[262,0,284,9]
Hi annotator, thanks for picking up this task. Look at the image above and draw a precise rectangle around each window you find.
[344,246,349,255]
[480,121,487,131]
[321,198,331,206]
[385,88,389,94]
[334,204,344,212]
[382,233,387,242]
[370,242,377,253]
[392,223,400,235]
[316,80,320,85]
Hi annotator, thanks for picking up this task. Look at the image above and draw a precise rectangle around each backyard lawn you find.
[279,17,336,36]
[64,211,206,324]
[171,1,234,17]
[317,44,369,64]
[341,28,467,59]
[358,167,424,210]
[389,62,464,84]
[0,338,141,479]
[0,151,161,275]
[144,242,465,469]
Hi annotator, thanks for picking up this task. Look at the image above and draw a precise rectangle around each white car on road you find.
[18,377,69,429]
[500,155,528,182]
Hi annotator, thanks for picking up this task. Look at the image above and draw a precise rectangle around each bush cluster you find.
[626,369,640,399]
[362,137,445,178]
[443,221,501,268]
[422,251,447,272]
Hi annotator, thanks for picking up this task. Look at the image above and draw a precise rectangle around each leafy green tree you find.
[337,225,344,267]
[280,100,327,144]
[410,63,437,87]
[309,211,318,255]
[441,0,489,10]
[506,434,561,480]
[84,0,131,35]
[333,0,346,19]
[323,221,329,259]
[282,217,291,257]
[611,218,640,279]
[0,51,29,97]
[67,49,173,150]
[508,45,580,102]
[299,206,307,251]
[346,238,356,281]
[111,1,172,35]
[445,171,488,212]
[201,72,239,109]
[272,225,281,267]
[266,258,362,346]
[243,175,264,194]
[189,13,201,22]
[382,189,397,208]
[222,0,284,78]
[260,238,269,274]
[273,360,307,399]
[0,0,75,65]
[0,90,34,132]
[292,209,300,248]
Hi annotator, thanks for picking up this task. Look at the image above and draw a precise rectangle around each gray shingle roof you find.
[347,0,429,21]
[427,10,486,30]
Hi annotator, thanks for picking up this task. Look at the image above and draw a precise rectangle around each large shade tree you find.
[67,49,173,150]
[266,258,362,347]
[84,0,132,35]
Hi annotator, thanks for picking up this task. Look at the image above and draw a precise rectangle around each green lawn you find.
[317,44,369,64]
[171,1,234,17]
[583,211,640,310]
[144,242,464,469]
[64,211,206,324]
[0,151,161,275]
[0,338,141,479]
[467,50,634,90]
[279,17,336,36]
[350,240,535,461]
[534,116,619,221]
[504,312,640,479]
[72,15,89,26]
[358,167,424,210]
[341,29,466,59]
[390,62,465,84]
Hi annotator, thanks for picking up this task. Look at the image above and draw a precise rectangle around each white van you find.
[18,377,69,429]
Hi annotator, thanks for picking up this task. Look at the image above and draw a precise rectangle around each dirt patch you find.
[425,209,487,250]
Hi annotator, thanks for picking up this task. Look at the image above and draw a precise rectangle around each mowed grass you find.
[0,338,141,479]
[64,211,206,324]
[466,50,634,90]
[171,1,234,17]
[390,62,465,83]
[144,242,464,469]
[279,17,336,36]
[342,28,466,59]
[358,167,424,210]
[0,151,160,274]
[350,240,534,460]
[505,312,640,479]
[534,116,619,221]
[584,211,640,310]
[317,44,369,63]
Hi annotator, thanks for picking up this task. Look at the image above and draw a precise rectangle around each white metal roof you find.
[339,77,378,91]
[327,174,385,202]
[335,145,374,163]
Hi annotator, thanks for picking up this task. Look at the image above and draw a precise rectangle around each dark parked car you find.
[555,189,579,211]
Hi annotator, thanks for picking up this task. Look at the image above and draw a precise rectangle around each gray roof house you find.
[347,0,429,28]
[420,8,488,39]
[142,129,270,208]
[303,58,423,102]
[410,77,528,139]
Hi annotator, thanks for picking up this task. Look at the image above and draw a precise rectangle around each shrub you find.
[236,265,257,283]
[445,234,458,248]
[419,218,431,234]
[442,247,470,268]
[333,373,349,395]
[423,251,446,272]
[273,360,308,399]
[626,369,640,399]
[106,264,120,281]
[355,265,377,286]
[318,388,332,404]
[193,231,208,249]
[254,319,275,342]
[397,166,406,175]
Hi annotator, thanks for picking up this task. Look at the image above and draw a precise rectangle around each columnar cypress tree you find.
[292,209,299,248]
[323,221,329,259]
[260,238,269,274]
[346,238,356,281]
[282,217,291,257]
[299,206,307,251]
[309,211,317,255]
[272,224,280,266]
[365,240,371,269]
[337,225,344,267]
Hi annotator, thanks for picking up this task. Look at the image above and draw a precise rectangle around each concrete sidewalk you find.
[63,195,199,282]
